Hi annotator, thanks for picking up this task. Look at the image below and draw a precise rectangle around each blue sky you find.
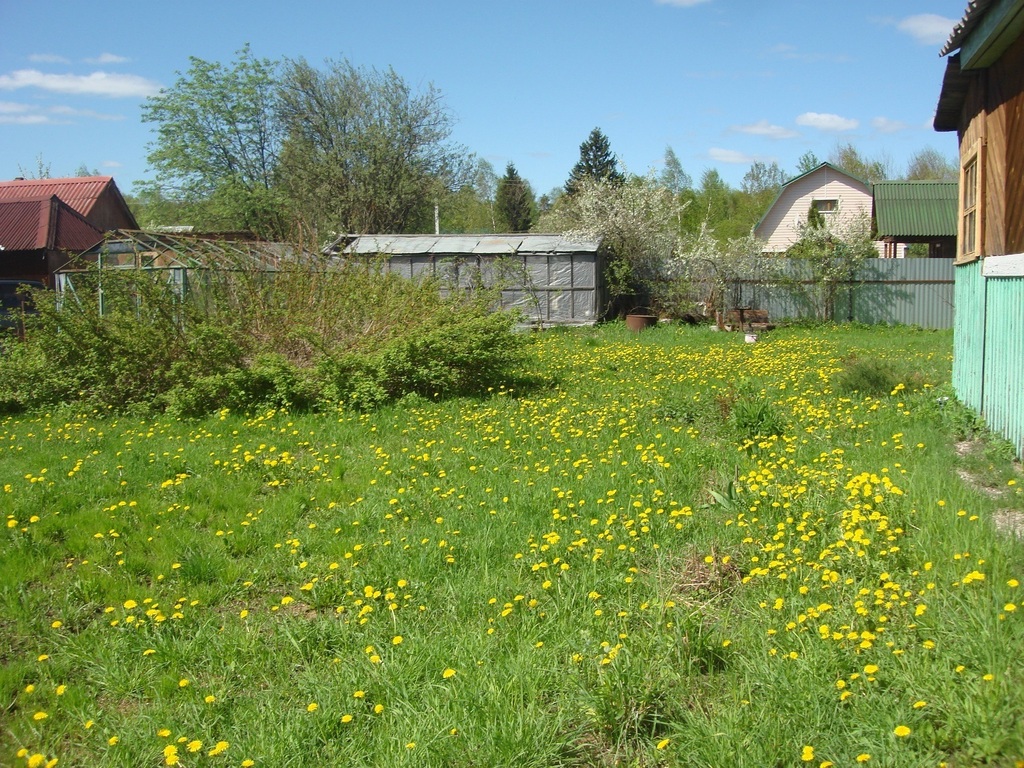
[0,1,967,198]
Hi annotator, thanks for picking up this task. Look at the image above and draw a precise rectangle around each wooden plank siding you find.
[1002,36,1024,252]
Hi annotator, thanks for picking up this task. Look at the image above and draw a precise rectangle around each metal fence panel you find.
[736,258,955,328]
[953,261,984,411]
[983,276,1024,458]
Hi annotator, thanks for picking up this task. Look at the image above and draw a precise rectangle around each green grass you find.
[2,323,1023,768]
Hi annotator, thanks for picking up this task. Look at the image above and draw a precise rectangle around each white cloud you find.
[101,160,123,168]
[49,105,125,121]
[655,0,711,7]
[0,113,50,125]
[86,53,130,65]
[795,112,858,132]
[897,14,957,46]
[708,147,755,164]
[871,116,908,134]
[732,119,798,140]
[28,53,70,64]
[0,69,160,98]
[0,100,125,124]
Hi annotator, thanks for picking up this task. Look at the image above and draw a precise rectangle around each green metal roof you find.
[872,181,958,238]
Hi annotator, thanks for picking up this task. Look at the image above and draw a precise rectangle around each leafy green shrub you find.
[0,257,530,416]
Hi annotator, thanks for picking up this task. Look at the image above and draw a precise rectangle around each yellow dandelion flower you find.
[913,700,927,709]
[108,736,119,746]
[894,725,911,737]
[186,740,202,752]
[204,695,216,703]
[856,754,870,763]
[158,728,172,737]
[656,738,671,750]
[442,667,457,679]
[341,714,353,723]
[373,703,384,714]
[406,742,416,749]
[33,711,48,721]
[307,702,318,712]
[801,745,815,761]
[178,679,189,688]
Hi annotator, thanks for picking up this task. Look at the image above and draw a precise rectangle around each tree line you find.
[130,46,957,248]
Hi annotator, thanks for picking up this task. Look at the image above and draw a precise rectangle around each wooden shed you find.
[327,234,605,326]
[935,0,1024,458]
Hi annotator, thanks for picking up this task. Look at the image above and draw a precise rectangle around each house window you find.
[960,151,980,258]
[813,199,838,213]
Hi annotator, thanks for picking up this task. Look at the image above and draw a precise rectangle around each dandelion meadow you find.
[2,324,1022,767]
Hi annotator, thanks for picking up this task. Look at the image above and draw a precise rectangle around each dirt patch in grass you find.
[657,550,743,607]
[994,510,1024,540]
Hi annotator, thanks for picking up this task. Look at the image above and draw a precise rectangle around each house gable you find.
[0,176,138,231]
[754,163,874,254]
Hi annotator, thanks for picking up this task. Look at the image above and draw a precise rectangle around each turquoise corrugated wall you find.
[983,276,1024,458]
[953,261,985,411]
[953,260,1024,459]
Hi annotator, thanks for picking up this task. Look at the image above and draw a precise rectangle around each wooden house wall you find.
[956,34,1024,258]
[0,251,50,283]
[1000,35,1024,253]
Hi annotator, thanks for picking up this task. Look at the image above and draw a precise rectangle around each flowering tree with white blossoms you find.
[538,173,687,315]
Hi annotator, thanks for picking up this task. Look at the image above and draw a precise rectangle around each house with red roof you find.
[0,176,135,283]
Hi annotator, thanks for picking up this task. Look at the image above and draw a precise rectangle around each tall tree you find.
[737,160,785,233]
[141,45,286,237]
[795,150,821,175]
[829,142,892,184]
[905,147,958,181]
[276,57,468,235]
[495,162,535,232]
[660,146,692,194]
[565,127,624,195]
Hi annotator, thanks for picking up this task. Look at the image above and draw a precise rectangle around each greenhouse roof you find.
[327,233,601,257]
[62,230,313,272]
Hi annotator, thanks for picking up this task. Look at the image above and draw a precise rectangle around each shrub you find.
[0,257,530,416]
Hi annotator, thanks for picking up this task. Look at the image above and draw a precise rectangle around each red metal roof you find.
[0,176,137,230]
[0,195,103,252]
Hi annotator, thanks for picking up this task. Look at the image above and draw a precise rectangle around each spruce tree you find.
[495,162,534,232]
[565,127,625,195]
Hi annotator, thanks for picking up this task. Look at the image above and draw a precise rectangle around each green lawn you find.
[2,323,1022,768]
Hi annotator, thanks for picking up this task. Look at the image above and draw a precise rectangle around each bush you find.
[0,258,530,416]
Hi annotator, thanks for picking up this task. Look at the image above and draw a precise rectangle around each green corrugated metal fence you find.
[953,260,1024,459]
[736,258,956,329]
